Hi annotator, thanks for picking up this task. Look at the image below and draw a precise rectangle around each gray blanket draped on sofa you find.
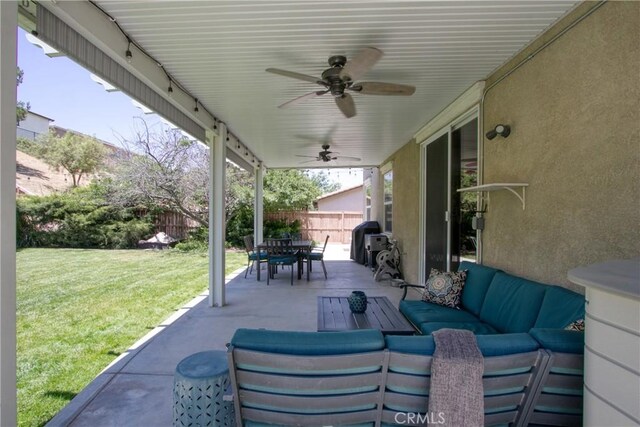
[428,329,484,427]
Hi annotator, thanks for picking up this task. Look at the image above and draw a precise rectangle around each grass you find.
[16,248,246,427]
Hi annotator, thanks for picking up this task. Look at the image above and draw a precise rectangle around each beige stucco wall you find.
[316,186,363,212]
[482,1,640,288]
[383,139,421,284]
[386,1,639,289]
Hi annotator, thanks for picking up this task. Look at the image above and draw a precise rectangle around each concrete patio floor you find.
[47,245,412,426]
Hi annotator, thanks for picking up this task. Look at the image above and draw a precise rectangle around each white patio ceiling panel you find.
[96,1,578,169]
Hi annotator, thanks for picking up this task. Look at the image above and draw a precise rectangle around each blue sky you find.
[17,27,159,145]
[17,28,362,187]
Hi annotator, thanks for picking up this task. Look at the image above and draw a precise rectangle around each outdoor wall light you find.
[486,124,511,140]
[125,38,133,63]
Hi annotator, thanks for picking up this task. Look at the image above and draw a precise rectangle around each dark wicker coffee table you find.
[317,296,415,335]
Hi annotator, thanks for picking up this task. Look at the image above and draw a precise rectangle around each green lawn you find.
[17,248,246,427]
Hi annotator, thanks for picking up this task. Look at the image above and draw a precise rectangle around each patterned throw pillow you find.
[565,319,585,332]
[422,268,467,308]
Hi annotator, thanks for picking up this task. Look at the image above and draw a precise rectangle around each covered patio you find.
[47,248,409,426]
[1,1,638,425]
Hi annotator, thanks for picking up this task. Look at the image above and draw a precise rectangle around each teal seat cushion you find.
[419,321,499,335]
[459,262,501,316]
[268,255,297,264]
[534,285,585,328]
[479,272,547,333]
[309,253,323,260]
[385,333,538,357]
[529,328,584,354]
[399,300,479,326]
[230,328,385,355]
[248,251,267,260]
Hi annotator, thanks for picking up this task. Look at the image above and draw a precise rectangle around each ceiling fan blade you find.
[295,154,321,159]
[339,47,383,82]
[278,90,328,109]
[335,93,356,118]
[299,159,319,164]
[350,82,416,96]
[336,155,362,161]
[266,68,325,85]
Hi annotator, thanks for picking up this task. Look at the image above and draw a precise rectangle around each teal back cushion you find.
[459,262,501,316]
[479,272,547,333]
[534,286,585,328]
[230,328,385,355]
[385,333,538,357]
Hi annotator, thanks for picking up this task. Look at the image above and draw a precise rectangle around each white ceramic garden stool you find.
[173,350,235,427]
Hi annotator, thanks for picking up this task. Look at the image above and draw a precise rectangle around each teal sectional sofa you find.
[226,263,585,426]
[397,261,585,426]
[399,262,585,336]
[227,328,581,426]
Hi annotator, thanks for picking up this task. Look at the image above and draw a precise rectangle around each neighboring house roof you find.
[16,150,74,196]
[23,111,54,122]
[316,184,364,201]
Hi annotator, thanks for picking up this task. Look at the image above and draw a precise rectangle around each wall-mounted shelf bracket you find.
[457,183,529,210]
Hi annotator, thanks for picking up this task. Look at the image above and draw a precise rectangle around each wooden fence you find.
[265,211,363,244]
[154,211,199,240]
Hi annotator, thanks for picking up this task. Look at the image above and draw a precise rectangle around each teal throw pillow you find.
[422,268,467,308]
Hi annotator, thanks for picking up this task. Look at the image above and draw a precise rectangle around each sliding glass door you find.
[422,115,478,279]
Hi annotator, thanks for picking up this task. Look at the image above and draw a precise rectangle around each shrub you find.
[16,183,153,249]
[264,218,301,239]
[226,206,254,248]
[16,137,42,158]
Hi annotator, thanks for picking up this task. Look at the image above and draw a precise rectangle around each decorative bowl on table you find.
[348,291,368,313]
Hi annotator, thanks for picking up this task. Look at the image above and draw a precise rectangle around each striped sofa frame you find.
[227,345,582,427]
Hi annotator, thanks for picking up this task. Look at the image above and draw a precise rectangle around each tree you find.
[110,119,210,227]
[226,163,253,222]
[16,66,30,125]
[110,118,333,241]
[309,170,341,194]
[39,130,108,187]
[263,169,323,211]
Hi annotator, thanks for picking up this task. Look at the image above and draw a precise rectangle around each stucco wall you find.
[316,186,363,212]
[482,1,640,288]
[384,139,421,284]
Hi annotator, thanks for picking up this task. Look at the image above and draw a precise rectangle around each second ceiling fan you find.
[296,144,361,164]
[266,47,415,118]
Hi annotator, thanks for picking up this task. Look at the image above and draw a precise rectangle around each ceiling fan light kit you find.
[266,47,415,119]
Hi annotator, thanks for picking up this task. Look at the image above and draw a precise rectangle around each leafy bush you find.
[16,183,153,249]
[226,206,254,248]
[264,218,301,239]
[16,137,42,158]
[173,226,209,252]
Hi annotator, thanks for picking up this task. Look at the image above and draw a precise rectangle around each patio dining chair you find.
[265,238,298,285]
[243,235,267,278]
[307,235,329,279]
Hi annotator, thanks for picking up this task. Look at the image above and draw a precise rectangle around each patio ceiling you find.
[93,1,579,169]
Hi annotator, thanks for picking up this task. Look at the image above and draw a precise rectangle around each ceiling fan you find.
[266,47,415,118]
[296,144,361,164]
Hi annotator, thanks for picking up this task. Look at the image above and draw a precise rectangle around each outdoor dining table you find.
[255,240,313,282]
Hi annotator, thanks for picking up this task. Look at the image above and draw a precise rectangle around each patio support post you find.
[208,124,226,307]
[0,1,18,424]
[254,166,264,244]
[370,167,382,226]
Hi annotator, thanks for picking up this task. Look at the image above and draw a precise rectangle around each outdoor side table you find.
[173,350,235,427]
